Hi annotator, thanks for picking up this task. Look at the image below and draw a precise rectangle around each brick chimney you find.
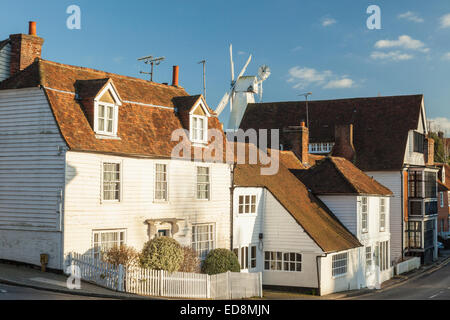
[282,121,309,165]
[331,124,356,162]
[172,65,179,87]
[9,22,44,76]
[425,136,435,165]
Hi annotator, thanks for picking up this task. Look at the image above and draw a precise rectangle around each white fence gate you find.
[67,252,262,299]
[395,257,421,275]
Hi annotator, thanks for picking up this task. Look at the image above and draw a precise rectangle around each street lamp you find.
[298,92,312,128]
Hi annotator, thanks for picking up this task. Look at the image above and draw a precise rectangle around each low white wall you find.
[319,248,361,296]
[395,257,421,275]
[0,230,62,269]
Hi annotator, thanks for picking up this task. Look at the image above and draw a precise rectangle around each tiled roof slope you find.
[0,59,225,160]
[436,163,450,190]
[233,145,362,252]
[294,157,393,196]
[240,95,424,171]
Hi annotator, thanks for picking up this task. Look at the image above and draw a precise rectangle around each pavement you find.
[0,261,157,300]
[262,250,450,300]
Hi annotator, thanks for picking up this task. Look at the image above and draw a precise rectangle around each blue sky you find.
[2,0,450,132]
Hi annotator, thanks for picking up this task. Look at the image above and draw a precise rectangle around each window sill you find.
[101,200,121,204]
[153,200,169,204]
[95,134,121,140]
[332,273,348,279]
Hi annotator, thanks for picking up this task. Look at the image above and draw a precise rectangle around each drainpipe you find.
[230,163,235,251]
[401,169,405,263]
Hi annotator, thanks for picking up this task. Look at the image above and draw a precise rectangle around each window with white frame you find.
[96,103,116,135]
[380,198,386,232]
[250,246,257,269]
[103,162,120,201]
[361,197,368,233]
[192,224,214,259]
[238,195,257,214]
[308,142,334,154]
[264,251,302,272]
[365,246,372,268]
[379,241,389,271]
[190,115,207,143]
[93,230,125,260]
[332,252,348,277]
[197,167,210,200]
[440,192,444,208]
[155,164,168,201]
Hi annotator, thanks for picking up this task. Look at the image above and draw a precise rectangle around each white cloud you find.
[442,52,450,60]
[321,17,336,27]
[374,35,429,53]
[291,46,302,52]
[429,117,450,134]
[398,11,424,23]
[323,78,354,89]
[370,51,414,61]
[287,66,355,90]
[440,13,450,28]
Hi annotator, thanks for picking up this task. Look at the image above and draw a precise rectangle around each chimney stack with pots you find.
[425,136,435,165]
[282,121,309,165]
[331,124,356,162]
[9,21,44,76]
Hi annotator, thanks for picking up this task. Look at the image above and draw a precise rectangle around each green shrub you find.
[140,237,183,273]
[179,246,201,273]
[201,248,240,275]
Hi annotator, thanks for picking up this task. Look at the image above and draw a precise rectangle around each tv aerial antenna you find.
[198,59,207,99]
[138,55,165,81]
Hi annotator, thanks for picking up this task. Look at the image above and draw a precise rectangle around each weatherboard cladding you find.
[240,95,424,171]
[0,59,225,160]
[234,159,362,253]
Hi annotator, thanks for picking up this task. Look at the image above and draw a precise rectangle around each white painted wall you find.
[319,248,361,296]
[0,88,66,269]
[233,187,369,294]
[319,195,392,286]
[63,151,232,262]
[0,43,10,82]
[365,171,403,264]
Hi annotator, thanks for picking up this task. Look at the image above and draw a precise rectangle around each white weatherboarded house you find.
[294,156,394,286]
[0,27,231,269]
[239,95,439,265]
[232,146,363,296]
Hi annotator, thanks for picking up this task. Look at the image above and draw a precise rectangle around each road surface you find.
[0,283,111,300]
[357,262,450,300]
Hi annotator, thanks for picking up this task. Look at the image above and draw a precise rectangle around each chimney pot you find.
[300,121,306,127]
[29,21,37,36]
[172,65,179,87]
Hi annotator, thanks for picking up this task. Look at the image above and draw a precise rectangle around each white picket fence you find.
[67,252,262,299]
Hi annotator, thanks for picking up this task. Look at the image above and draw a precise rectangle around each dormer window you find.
[97,103,115,135]
[92,80,122,137]
[189,97,210,145]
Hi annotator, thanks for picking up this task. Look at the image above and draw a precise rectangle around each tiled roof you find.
[0,59,225,160]
[293,157,393,196]
[233,144,362,253]
[240,95,424,171]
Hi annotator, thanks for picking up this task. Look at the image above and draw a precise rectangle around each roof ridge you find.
[247,94,424,106]
[38,59,186,91]
[327,157,360,194]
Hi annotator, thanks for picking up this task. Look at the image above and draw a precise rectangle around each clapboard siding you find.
[0,88,66,230]
[64,151,232,257]
[233,187,323,289]
[0,43,10,81]
[0,87,66,269]
[318,195,358,235]
[365,171,402,263]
